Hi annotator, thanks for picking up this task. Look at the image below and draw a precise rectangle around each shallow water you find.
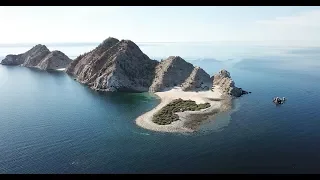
[1,43,320,173]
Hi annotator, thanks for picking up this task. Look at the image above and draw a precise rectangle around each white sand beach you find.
[135,86,227,133]
[55,68,66,71]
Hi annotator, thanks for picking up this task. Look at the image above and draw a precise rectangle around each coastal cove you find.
[1,42,320,173]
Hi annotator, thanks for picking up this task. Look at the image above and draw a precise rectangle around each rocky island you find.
[66,37,248,132]
[1,37,248,133]
[0,44,71,70]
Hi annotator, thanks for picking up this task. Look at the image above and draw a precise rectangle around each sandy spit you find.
[135,86,230,133]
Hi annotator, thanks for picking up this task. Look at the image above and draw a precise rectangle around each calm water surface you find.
[0,43,320,173]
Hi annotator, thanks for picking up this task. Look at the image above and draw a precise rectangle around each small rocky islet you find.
[1,37,249,127]
[0,44,71,70]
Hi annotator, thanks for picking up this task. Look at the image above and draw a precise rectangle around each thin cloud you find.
[256,10,320,27]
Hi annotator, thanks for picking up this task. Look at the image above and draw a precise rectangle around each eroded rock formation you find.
[1,44,71,70]
[212,69,248,97]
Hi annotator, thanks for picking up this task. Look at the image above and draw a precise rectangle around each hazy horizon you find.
[1,6,320,46]
[1,40,320,48]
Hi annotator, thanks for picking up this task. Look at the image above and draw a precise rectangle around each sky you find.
[1,6,320,46]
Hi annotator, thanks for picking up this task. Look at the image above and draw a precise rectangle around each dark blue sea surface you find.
[0,43,320,173]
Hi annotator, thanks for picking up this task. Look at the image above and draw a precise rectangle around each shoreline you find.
[135,86,232,133]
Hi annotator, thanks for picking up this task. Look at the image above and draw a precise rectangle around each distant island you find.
[1,37,249,133]
[0,44,71,70]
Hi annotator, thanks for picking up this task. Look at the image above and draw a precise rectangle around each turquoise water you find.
[1,43,320,173]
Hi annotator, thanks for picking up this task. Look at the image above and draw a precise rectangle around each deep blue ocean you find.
[0,42,320,173]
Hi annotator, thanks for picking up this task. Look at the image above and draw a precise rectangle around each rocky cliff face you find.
[22,45,51,67]
[66,37,120,76]
[0,54,24,65]
[67,38,246,94]
[0,44,71,70]
[212,69,248,97]
[67,39,215,93]
[181,66,212,91]
[37,51,72,70]
[1,38,247,96]
[149,56,195,92]
[149,56,212,92]
[66,37,158,92]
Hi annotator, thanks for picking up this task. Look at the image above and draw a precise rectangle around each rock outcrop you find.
[0,54,24,65]
[1,37,247,96]
[212,69,248,97]
[67,39,213,93]
[66,37,158,92]
[66,37,120,76]
[22,45,51,67]
[37,51,72,70]
[181,66,212,91]
[149,56,195,92]
[1,44,71,70]
[149,56,212,92]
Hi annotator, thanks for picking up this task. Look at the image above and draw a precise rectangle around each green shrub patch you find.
[152,98,211,125]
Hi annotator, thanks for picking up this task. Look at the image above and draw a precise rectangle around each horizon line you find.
[1,40,320,44]
[1,40,320,48]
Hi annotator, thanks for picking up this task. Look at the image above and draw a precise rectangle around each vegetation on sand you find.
[152,98,211,125]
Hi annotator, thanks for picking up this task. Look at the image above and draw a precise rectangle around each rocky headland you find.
[212,69,249,97]
[66,37,216,94]
[1,44,71,70]
[66,37,158,92]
